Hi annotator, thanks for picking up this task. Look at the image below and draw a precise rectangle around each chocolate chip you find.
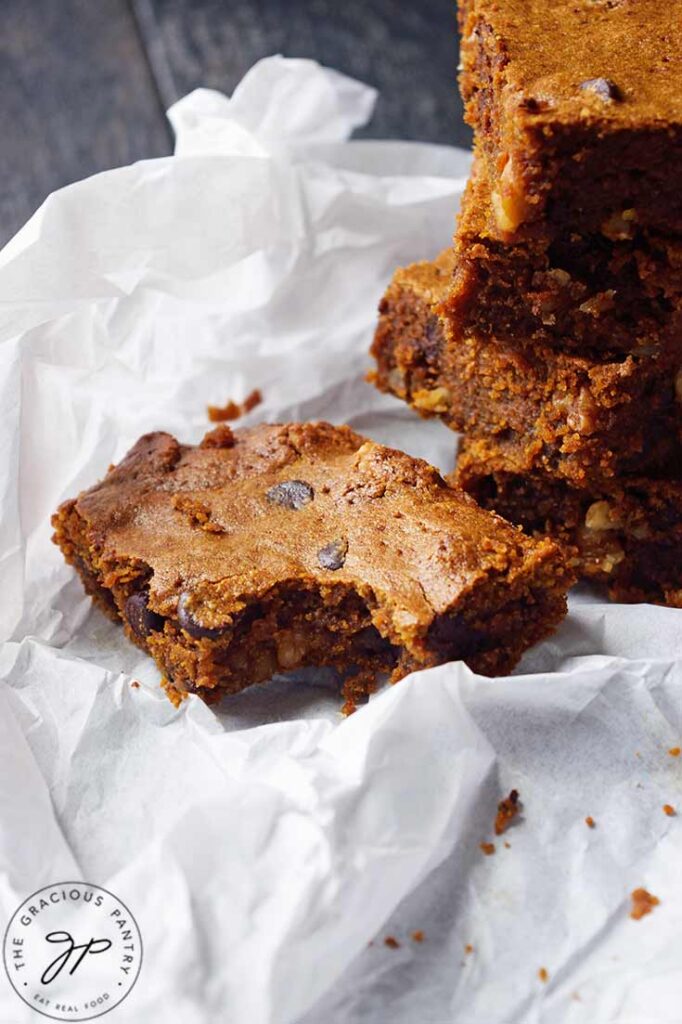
[355,625,390,656]
[423,315,444,366]
[427,612,483,660]
[125,592,164,639]
[266,480,314,510]
[579,78,621,101]
[176,592,227,640]
[317,537,348,571]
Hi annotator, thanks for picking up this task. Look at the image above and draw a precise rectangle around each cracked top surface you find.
[60,421,559,635]
[460,0,682,127]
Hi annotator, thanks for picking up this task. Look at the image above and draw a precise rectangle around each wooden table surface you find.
[0,0,470,246]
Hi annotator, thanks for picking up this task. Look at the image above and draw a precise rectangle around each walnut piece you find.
[491,155,531,234]
[585,500,621,531]
[601,209,637,241]
[412,386,451,413]
[276,631,308,669]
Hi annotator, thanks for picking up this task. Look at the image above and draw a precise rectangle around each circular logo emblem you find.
[3,882,142,1021]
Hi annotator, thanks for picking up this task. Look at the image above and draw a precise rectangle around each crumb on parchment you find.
[384,936,400,949]
[668,747,681,757]
[480,841,496,856]
[663,804,676,816]
[538,967,549,982]
[495,789,520,835]
[464,944,474,954]
[130,680,140,689]
[411,930,425,943]
[585,816,596,828]
[630,888,660,920]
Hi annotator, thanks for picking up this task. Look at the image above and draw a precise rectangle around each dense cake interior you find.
[447,160,682,357]
[53,495,569,700]
[455,438,682,606]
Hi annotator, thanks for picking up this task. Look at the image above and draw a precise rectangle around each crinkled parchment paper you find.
[1,57,680,1024]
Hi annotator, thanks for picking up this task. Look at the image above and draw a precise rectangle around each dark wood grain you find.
[133,0,471,147]
[0,0,171,246]
[0,0,470,248]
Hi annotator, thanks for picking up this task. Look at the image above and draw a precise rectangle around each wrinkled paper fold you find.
[1,58,680,1024]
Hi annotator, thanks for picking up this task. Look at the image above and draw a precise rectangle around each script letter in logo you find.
[3,882,143,1022]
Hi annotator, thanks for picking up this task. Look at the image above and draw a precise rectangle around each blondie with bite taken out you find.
[52,422,574,709]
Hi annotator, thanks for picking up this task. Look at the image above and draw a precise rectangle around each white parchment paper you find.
[1,57,681,1024]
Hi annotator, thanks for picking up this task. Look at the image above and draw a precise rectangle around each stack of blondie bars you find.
[372,0,682,605]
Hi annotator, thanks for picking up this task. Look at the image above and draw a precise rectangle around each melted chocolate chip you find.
[427,612,483,661]
[317,537,348,571]
[579,77,621,101]
[423,315,444,367]
[176,592,227,640]
[355,625,391,657]
[125,592,164,639]
[266,480,314,510]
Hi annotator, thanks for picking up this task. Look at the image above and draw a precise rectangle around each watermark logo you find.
[3,882,142,1021]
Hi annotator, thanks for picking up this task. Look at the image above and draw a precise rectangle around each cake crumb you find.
[242,388,262,413]
[480,841,496,856]
[384,936,400,949]
[585,815,596,828]
[669,747,681,757]
[208,399,241,422]
[464,943,474,954]
[663,804,676,816]
[495,789,520,834]
[504,841,511,848]
[411,930,425,943]
[130,680,140,689]
[208,388,262,423]
[538,967,549,982]
[630,888,660,920]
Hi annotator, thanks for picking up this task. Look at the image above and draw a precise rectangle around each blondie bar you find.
[458,0,682,243]
[52,423,573,706]
[454,435,682,607]
[370,250,680,489]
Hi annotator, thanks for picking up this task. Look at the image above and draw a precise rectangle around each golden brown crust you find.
[52,423,573,705]
[458,0,682,241]
[460,0,682,125]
